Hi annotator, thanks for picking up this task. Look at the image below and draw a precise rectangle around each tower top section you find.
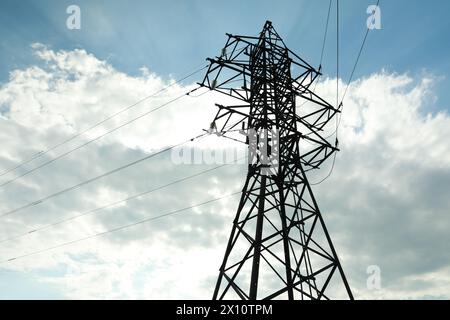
[199,21,341,172]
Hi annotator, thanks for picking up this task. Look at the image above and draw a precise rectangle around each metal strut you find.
[203,21,353,300]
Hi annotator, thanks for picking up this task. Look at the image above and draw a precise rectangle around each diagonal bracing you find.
[200,20,353,300]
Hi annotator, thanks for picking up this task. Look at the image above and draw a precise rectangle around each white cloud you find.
[0,45,449,299]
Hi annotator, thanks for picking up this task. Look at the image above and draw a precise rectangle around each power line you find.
[319,0,333,68]
[336,0,381,135]
[310,0,340,186]
[0,156,245,245]
[336,0,339,110]
[311,0,381,186]
[0,132,209,218]
[339,0,380,105]
[310,152,337,186]
[324,0,381,140]
[0,151,45,177]
[0,64,208,178]
[0,86,205,189]
[1,191,241,264]
[297,0,332,109]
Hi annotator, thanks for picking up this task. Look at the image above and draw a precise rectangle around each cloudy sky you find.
[0,0,449,299]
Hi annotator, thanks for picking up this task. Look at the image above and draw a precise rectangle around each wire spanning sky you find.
[0,0,449,299]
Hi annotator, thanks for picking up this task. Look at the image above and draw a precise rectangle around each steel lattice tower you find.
[199,21,353,300]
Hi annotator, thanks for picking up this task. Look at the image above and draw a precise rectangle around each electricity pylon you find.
[199,21,353,300]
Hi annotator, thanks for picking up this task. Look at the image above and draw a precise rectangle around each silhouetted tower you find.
[199,21,353,300]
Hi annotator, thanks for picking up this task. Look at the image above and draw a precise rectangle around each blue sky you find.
[1,0,450,107]
[1,0,450,300]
